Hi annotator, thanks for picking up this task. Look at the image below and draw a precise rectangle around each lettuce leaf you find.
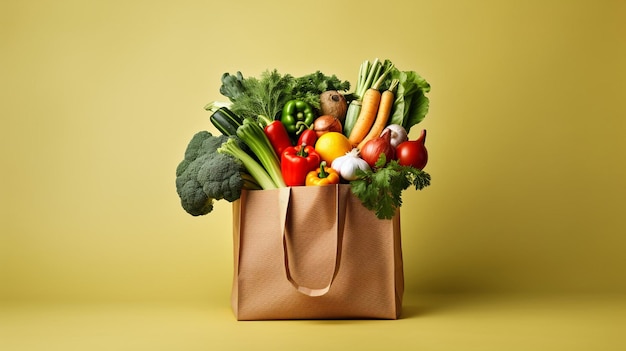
[388,68,431,133]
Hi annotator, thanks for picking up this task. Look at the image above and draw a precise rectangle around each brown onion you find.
[359,129,396,168]
[313,115,343,137]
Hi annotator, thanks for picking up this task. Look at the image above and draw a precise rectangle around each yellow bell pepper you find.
[305,161,340,186]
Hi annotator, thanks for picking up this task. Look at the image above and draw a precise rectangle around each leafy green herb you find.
[290,71,351,111]
[219,71,247,101]
[221,69,295,120]
[350,154,431,220]
[218,69,351,120]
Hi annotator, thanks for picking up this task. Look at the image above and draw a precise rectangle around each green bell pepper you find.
[280,99,316,136]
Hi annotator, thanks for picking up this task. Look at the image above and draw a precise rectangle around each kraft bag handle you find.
[277,186,345,297]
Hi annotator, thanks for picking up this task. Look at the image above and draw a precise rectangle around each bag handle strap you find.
[277,186,344,297]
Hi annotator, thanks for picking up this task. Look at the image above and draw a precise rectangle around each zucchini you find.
[210,107,244,136]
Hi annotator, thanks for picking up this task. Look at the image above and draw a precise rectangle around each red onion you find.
[359,129,396,168]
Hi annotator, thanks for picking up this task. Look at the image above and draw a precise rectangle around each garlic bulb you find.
[382,124,408,148]
[331,148,371,181]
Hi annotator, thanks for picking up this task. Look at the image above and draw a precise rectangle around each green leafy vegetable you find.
[386,61,431,133]
[217,69,351,120]
[221,69,295,120]
[290,71,351,111]
[350,154,431,219]
[219,71,246,101]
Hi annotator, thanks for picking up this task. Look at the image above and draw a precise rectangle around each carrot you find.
[343,59,381,138]
[356,79,399,150]
[348,88,381,147]
[347,61,394,147]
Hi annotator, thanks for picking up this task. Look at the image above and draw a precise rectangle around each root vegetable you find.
[331,148,371,181]
[383,124,408,148]
[313,115,343,137]
[320,91,348,122]
[396,129,428,170]
[357,79,399,150]
[359,129,395,168]
[347,62,394,147]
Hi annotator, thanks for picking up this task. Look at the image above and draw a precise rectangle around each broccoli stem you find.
[237,118,286,188]
[218,138,277,190]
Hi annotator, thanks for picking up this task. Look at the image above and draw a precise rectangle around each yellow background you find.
[1,0,625,350]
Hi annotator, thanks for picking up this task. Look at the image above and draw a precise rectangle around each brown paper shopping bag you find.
[231,184,403,320]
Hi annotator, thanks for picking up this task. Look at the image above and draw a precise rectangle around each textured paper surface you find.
[231,185,403,320]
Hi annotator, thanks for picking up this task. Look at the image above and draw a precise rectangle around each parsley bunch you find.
[350,155,431,220]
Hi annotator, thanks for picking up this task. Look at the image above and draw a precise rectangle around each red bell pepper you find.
[280,144,321,186]
[259,115,293,157]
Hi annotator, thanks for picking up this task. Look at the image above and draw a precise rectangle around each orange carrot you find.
[356,79,399,150]
[348,88,382,147]
[347,63,394,148]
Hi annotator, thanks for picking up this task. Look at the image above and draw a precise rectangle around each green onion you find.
[236,118,286,188]
[218,138,277,190]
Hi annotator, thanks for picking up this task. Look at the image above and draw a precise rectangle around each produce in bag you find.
[175,58,432,219]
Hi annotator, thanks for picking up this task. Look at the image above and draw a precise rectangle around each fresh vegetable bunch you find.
[175,58,432,219]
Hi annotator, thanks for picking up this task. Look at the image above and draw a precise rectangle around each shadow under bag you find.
[231,184,404,320]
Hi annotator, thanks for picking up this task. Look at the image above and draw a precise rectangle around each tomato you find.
[314,132,352,165]
[395,130,428,170]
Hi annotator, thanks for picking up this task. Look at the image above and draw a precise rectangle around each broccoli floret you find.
[175,131,245,216]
